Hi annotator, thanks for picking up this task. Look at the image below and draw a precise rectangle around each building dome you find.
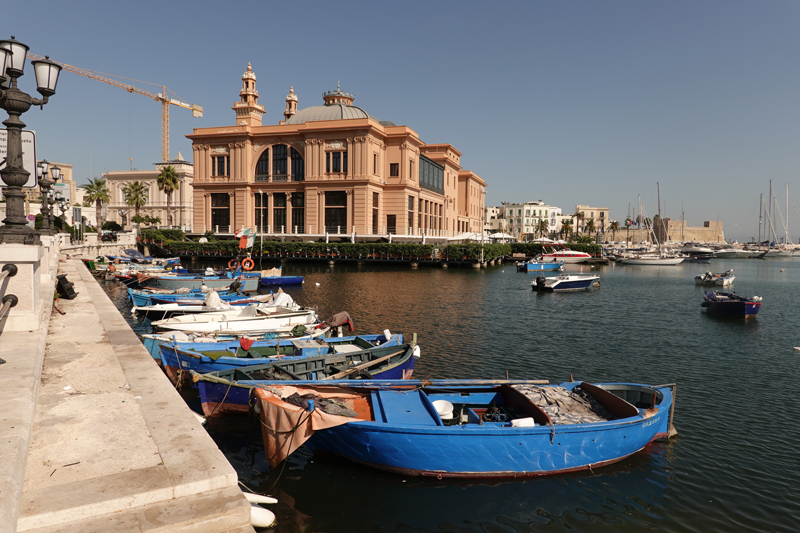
[285,83,374,125]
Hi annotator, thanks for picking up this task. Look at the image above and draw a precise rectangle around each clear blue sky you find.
[5,0,800,242]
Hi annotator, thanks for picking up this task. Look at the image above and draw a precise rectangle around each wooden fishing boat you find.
[694,269,735,286]
[531,273,599,291]
[150,305,317,333]
[702,291,762,317]
[252,379,676,477]
[191,342,418,416]
[159,332,404,383]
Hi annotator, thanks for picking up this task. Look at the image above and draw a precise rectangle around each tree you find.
[609,220,620,241]
[537,218,549,239]
[576,234,595,244]
[585,218,596,236]
[560,219,573,239]
[573,210,585,235]
[123,180,148,218]
[83,177,111,231]
[157,165,180,227]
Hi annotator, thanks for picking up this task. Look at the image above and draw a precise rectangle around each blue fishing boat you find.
[139,270,261,292]
[260,275,304,286]
[531,273,599,291]
[191,342,417,416]
[158,332,404,382]
[128,288,276,307]
[702,291,762,317]
[253,379,676,477]
[515,257,565,272]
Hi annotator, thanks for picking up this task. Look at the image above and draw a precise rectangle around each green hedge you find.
[165,240,438,258]
[139,228,186,242]
[441,243,511,261]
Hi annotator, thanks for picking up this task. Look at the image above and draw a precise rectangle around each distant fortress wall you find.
[653,219,725,243]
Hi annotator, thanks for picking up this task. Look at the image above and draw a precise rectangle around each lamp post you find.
[0,36,62,244]
[57,198,69,227]
[36,159,53,235]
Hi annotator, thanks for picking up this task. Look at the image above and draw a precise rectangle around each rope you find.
[548,422,556,445]
[203,380,236,418]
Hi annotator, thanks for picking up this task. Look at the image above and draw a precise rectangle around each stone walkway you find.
[7,259,253,533]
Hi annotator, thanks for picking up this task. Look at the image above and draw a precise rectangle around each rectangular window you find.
[291,192,304,233]
[390,163,399,177]
[343,151,348,173]
[408,195,414,230]
[326,152,330,173]
[409,160,414,180]
[332,152,341,173]
[373,154,377,174]
[273,193,287,231]
[387,214,396,235]
[254,193,268,231]
[212,155,229,177]
[325,191,348,233]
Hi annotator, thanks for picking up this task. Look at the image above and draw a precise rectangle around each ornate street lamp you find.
[36,159,54,235]
[0,36,62,244]
[49,164,60,230]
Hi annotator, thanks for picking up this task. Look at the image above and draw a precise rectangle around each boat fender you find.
[307,399,315,413]
[413,346,421,358]
[383,329,391,341]
[249,504,276,528]
[511,417,536,427]
[244,492,278,505]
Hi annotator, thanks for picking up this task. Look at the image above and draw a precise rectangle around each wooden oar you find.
[321,350,404,380]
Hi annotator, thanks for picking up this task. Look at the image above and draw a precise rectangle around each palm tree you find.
[156,165,180,227]
[609,220,620,241]
[560,219,573,240]
[84,177,111,230]
[585,218,595,237]
[573,210,585,236]
[123,180,148,218]
[537,219,549,239]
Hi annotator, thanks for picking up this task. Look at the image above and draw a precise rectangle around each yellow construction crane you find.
[26,53,203,163]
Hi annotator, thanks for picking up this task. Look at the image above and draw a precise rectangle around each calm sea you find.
[102,257,800,533]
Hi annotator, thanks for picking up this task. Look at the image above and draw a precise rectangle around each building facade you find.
[653,218,725,243]
[574,204,610,235]
[102,153,194,229]
[502,201,562,240]
[187,65,486,238]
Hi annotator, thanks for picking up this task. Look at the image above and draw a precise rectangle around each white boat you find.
[695,269,735,286]
[531,273,599,291]
[540,244,592,264]
[617,254,685,265]
[151,305,319,333]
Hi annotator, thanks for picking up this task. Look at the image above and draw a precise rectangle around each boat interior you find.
[344,383,662,427]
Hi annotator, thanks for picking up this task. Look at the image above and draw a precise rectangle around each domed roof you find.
[285,84,376,125]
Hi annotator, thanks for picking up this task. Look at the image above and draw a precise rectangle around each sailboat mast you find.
[758,193,763,243]
[657,182,662,243]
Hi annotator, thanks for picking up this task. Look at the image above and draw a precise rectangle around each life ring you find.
[228,259,240,270]
[241,258,255,271]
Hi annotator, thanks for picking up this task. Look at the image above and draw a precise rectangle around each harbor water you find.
[101,258,800,532]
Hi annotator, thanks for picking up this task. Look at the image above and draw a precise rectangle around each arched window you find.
[255,149,269,182]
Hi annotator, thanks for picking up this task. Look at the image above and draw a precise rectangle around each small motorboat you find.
[702,290,762,317]
[694,269,734,286]
[531,273,599,292]
[539,244,592,264]
[516,255,565,272]
[252,379,677,477]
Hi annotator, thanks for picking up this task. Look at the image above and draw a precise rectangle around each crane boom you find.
[26,53,202,163]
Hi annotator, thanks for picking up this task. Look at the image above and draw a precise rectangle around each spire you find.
[284,86,298,122]
[233,63,264,127]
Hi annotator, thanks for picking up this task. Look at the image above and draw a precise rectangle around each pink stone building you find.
[187,64,486,238]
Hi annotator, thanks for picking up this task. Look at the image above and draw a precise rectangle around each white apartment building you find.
[502,201,561,240]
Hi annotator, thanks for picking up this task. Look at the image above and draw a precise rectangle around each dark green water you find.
[103,258,800,532]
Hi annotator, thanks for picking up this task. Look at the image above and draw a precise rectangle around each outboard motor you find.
[535,277,546,289]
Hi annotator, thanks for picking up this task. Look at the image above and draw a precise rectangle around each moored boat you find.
[531,273,599,291]
[159,332,404,383]
[191,341,417,416]
[516,257,565,272]
[694,269,735,286]
[252,379,676,477]
[150,305,318,333]
[540,244,592,264]
[702,290,762,317]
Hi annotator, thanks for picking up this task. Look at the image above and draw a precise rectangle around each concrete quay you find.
[1,257,254,533]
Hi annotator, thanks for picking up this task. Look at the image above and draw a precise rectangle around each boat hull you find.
[141,276,260,292]
[257,381,674,478]
[260,276,304,286]
[617,257,684,265]
[702,291,761,317]
[517,261,564,272]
